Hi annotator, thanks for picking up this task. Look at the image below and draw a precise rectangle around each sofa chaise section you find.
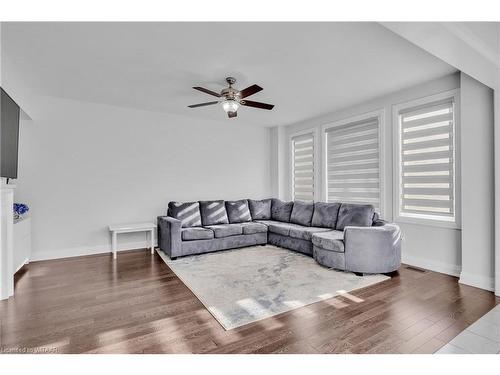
[342,223,402,273]
[311,205,402,273]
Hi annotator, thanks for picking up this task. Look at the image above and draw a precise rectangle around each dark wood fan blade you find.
[228,111,237,118]
[188,101,219,108]
[193,87,222,97]
[239,84,263,98]
[240,100,274,110]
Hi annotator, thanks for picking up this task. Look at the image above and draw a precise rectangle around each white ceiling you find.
[444,22,500,66]
[2,22,456,127]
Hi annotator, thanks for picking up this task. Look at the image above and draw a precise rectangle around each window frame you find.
[321,109,386,216]
[289,128,319,202]
[392,89,461,229]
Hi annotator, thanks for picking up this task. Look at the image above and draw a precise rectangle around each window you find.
[324,113,382,211]
[291,132,315,201]
[394,92,458,225]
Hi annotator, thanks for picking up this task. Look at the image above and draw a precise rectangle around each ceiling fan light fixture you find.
[221,99,239,113]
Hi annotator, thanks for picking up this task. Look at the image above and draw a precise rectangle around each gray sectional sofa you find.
[157,198,402,274]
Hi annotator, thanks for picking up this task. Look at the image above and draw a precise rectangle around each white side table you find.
[108,222,156,259]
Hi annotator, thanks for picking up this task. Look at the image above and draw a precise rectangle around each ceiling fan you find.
[188,77,274,118]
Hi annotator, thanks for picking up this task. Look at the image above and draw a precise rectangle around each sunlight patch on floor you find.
[323,298,349,309]
[336,289,364,303]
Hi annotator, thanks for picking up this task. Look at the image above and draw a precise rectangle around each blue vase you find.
[13,203,30,217]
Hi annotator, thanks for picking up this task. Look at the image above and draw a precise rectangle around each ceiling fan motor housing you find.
[220,87,240,101]
[222,77,240,100]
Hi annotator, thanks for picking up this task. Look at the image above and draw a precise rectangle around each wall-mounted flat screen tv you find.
[1,87,21,179]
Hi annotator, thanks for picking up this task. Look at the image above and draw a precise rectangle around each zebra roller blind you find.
[397,98,455,221]
[292,132,315,201]
[325,116,380,210]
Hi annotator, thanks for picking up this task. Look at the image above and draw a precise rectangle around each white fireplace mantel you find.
[0,179,16,300]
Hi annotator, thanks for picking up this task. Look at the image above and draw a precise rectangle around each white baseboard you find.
[403,254,495,292]
[14,258,30,273]
[402,254,461,277]
[459,272,495,292]
[30,240,158,262]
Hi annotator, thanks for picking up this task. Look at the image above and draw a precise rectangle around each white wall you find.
[275,73,462,276]
[15,96,272,260]
[459,73,495,291]
[269,126,287,199]
[496,87,500,295]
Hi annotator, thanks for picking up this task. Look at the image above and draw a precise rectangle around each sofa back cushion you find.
[271,198,294,222]
[290,200,314,226]
[168,201,202,228]
[336,203,375,230]
[248,199,272,220]
[225,200,252,223]
[199,200,229,226]
[311,202,341,229]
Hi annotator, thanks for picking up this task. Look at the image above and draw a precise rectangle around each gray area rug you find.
[158,245,390,330]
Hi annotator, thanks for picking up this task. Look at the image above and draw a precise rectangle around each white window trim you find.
[392,89,461,230]
[289,127,319,201]
[321,109,386,217]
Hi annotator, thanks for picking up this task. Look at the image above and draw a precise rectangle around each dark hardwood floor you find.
[0,249,498,354]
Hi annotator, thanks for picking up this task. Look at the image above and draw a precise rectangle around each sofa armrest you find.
[343,223,402,273]
[157,216,182,258]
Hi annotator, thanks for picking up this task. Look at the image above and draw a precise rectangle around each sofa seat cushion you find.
[200,200,229,226]
[267,221,295,236]
[181,227,214,241]
[311,231,345,253]
[205,224,243,238]
[253,220,276,226]
[289,226,332,241]
[290,200,314,226]
[168,201,202,228]
[336,203,375,230]
[254,220,296,236]
[311,202,341,229]
[271,199,294,222]
[256,220,330,241]
[248,199,272,220]
[241,222,268,235]
[226,200,252,223]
